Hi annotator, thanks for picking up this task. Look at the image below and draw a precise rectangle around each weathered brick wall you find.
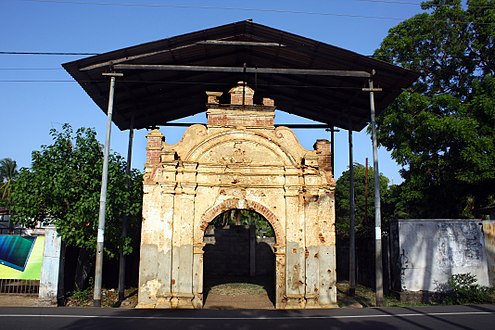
[138,83,337,309]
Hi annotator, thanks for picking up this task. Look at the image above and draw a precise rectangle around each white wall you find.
[38,227,61,305]
[396,219,490,292]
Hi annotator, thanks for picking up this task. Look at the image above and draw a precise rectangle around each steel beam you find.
[155,122,335,129]
[197,40,286,47]
[113,64,372,78]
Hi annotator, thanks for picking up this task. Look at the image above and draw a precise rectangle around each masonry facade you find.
[137,82,337,309]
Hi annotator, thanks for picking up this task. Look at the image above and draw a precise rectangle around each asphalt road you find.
[1,304,494,330]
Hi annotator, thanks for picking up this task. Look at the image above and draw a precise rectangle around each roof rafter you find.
[63,20,418,132]
[113,64,372,78]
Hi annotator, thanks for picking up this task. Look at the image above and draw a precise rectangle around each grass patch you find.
[337,281,404,307]
[66,287,138,307]
[204,275,274,296]
[208,282,267,296]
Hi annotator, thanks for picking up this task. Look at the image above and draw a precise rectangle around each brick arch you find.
[184,130,299,167]
[198,198,285,245]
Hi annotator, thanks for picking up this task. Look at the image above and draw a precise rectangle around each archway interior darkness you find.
[203,209,276,307]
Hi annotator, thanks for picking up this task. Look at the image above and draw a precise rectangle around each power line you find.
[21,0,413,21]
[0,51,99,56]
[21,0,495,25]
[25,0,412,7]
[0,80,76,83]
[29,0,472,8]
[357,0,495,7]
[357,0,421,5]
[24,0,495,10]
[0,50,376,58]
[0,67,62,70]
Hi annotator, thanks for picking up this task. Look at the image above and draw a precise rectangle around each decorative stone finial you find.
[206,91,223,104]
[262,97,275,106]
[228,81,255,105]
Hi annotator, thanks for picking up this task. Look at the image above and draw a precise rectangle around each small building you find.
[138,83,336,309]
[63,20,417,309]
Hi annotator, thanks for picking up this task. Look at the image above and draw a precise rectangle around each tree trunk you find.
[57,241,66,306]
[74,248,93,291]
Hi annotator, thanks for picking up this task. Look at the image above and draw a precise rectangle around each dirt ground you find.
[202,277,275,309]
[0,293,361,309]
[0,293,274,309]
[0,294,40,307]
[0,278,363,309]
[0,295,363,310]
[204,293,274,309]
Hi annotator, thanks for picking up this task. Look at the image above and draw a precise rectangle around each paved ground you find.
[203,293,275,309]
[0,295,40,307]
[1,304,495,329]
[0,293,283,309]
[0,293,362,309]
[0,275,363,309]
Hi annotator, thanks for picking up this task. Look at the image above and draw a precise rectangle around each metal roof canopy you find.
[63,20,418,132]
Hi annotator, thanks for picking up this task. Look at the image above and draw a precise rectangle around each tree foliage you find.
[335,163,395,238]
[0,158,18,208]
[11,124,142,258]
[373,0,495,217]
[438,273,495,304]
[210,209,275,237]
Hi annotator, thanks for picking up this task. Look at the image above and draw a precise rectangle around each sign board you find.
[0,235,44,280]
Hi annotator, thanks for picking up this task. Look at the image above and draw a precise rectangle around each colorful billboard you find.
[0,235,44,280]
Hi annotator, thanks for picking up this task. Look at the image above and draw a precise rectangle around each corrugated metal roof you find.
[63,20,418,131]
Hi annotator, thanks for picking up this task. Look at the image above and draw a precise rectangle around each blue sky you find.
[1,0,424,184]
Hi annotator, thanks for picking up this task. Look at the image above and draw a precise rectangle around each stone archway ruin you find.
[199,198,284,308]
[137,82,337,309]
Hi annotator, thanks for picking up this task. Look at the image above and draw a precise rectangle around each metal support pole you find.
[242,63,247,106]
[94,72,123,307]
[348,127,356,296]
[118,119,134,302]
[365,158,369,225]
[364,76,384,306]
[330,127,335,177]
[325,127,337,177]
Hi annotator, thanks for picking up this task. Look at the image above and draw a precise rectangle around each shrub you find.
[441,273,493,305]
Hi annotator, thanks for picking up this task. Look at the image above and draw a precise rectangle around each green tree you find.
[0,158,18,208]
[373,0,495,217]
[210,210,275,237]
[335,163,394,238]
[11,124,142,288]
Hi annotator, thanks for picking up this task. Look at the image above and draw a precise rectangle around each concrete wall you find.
[390,219,490,292]
[483,220,495,286]
[204,226,252,276]
[38,227,61,305]
[203,225,275,277]
[256,237,276,276]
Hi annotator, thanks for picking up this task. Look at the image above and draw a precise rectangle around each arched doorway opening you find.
[203,209,276,308]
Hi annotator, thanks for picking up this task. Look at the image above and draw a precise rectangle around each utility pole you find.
[94,72,123,307]
[363,73,384,307]
[365,157,369,225]
[118,118,134,302]
[348,127,356,296]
